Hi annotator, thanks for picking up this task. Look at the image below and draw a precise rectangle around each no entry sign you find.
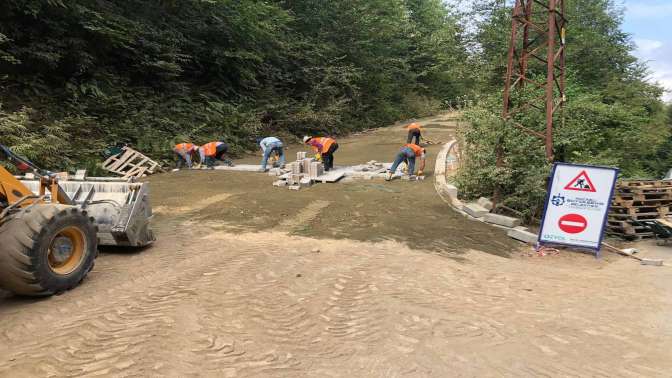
[558,214,587,234]
[539,163,618,253]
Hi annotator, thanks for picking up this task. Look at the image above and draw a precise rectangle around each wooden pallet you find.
[614,191,672,202]
[619,180,672,188]
[605,231,654,241]
[102,146,161,178]
[607,220,650,236]
[611,197,672,207]
[610,205,670,217]
[608,212,660,221]
[608,179,672,240]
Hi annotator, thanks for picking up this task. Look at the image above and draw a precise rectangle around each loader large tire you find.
[0,205,98,296]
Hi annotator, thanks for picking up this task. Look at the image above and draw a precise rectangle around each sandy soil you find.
[1,114,671,377]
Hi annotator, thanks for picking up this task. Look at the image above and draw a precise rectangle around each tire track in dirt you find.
[153,193,233,215]
[0,221,210,346]
[274,200,331,233]
[318,251,386,349]
[177,236,314,376]
[0,238,262,377]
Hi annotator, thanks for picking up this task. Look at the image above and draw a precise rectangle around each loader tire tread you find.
[0,204,98,296]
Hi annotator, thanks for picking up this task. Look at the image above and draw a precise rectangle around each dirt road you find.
[1,114,671,377]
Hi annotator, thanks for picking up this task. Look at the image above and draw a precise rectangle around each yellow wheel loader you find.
[0,144,154,296]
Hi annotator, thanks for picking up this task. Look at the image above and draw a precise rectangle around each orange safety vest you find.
[201,142,220,157]
[404,143,425,157]
[406,123,422,131]
[174,143,195,152]
[311,137,335,154]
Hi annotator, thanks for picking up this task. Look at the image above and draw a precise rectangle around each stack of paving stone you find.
[272,152,324,190]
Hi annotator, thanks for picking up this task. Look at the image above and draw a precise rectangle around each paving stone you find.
[462,203,489,218]
[299,177,312,188]
[484,213,521,228]
[302,158,314,174]
[477,197,494,211]
[640,258,664,266]
[272,180,287,187]
[288,185,301,191]
[442,184,458,198]
[289,174,302,185]
[507,228,538,244]
[309,161,324,179]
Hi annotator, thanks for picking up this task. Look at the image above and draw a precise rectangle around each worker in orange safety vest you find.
[405,122,423,145]
[386,143,426,180]
[173,142,199,169]
[304,136,339,171]
[198,141,233,169]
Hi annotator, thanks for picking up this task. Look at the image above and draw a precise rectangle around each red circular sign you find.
[558,213,588,234]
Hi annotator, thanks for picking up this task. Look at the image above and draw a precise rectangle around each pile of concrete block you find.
[272,152,324,190]
[347,161,393,180]
[458,197,533,244]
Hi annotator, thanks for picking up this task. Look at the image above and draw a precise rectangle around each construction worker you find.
[406,122,423,145]
[386,143,426,180]
[199,141,233,169]
[258,136,285,171]
[304,136,338,171]
[173,142,199,170]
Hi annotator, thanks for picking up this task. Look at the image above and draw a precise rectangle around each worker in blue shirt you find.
[259,137,285,171]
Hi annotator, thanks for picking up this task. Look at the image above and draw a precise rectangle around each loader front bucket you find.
[20,179,155,247]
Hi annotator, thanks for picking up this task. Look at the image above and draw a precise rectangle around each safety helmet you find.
[303,136,312,143]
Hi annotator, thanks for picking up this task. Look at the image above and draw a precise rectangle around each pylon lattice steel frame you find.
[502,0,567,161]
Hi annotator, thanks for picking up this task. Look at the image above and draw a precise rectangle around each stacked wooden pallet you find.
[608,180,672,239]
[102,146,161,179]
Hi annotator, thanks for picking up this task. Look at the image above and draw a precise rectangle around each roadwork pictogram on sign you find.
[564,170,596,192]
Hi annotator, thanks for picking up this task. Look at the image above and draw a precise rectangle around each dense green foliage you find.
[455,0,670,220]
[0,0,465,169]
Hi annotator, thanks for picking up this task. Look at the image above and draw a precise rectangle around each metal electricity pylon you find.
[501,0,567,162]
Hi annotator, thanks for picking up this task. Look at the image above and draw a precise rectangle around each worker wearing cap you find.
[173,142,199,169]
[406,122,423,145]
[259,136,285,171]
[199,141,233,169]
[386,143,426,180]
[304,136,338,171]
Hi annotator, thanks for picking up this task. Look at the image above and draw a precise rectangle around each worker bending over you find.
[406,122,423,145]
[304,136,338,171]
[386,143,426,180]
[173,142,199,169]
[259,137,285,171]
[199,141,233,169]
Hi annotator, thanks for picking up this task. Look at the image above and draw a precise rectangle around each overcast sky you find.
[621,0,672,102]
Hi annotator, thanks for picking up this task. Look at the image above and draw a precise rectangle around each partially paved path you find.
[1,114,671,377]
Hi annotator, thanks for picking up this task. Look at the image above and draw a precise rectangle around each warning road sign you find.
[558,213,587,234]
[564,170,596,192]
[539,163,618,253]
